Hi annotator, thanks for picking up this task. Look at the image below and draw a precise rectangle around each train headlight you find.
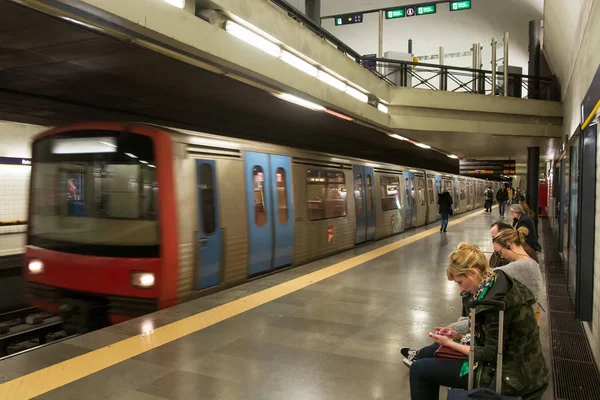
[28,259,44,275]
[131,272,155,288]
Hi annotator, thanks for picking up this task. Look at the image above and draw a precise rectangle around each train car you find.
[24,122,486,328]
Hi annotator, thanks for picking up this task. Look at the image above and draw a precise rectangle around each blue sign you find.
[0,157,31,165]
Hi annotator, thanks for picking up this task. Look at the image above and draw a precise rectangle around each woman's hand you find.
[433,327,462,340]
[429,333,454,347]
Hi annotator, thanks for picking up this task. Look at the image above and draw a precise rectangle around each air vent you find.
[186,145,241,159]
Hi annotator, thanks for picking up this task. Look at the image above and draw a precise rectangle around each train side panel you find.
[374,171,405,239]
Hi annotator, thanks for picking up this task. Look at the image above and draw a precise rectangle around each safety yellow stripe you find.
[0,208,488,399]
[0,248,24,255]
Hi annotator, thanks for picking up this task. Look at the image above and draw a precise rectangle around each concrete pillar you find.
[528,20,541,99]
[184,0,195,14]
[305,0,320,26]
[527,147,540,217]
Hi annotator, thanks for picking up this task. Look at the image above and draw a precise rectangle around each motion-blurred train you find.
[24,122,500,327]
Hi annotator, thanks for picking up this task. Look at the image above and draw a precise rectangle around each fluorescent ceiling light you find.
[345,86,368,103]
[390,134,409,141]
[280,51,318,77]
[325,109,353,121]
[225,20,281,58]
[415,143,431,149]
[125,153,138,159]
[140,160,149,164]
[447,154,458,159]
[149,164,156,168]
[317,71,347,91]
[163,0,185,8]
[276,93,325,111]
[377,103,389,113]
[52,137,117,154]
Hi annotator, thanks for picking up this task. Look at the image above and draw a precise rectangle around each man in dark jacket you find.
[438,189,453,232]
[484,185,494,212]
[511,204,542,252]
[496,183,509,218]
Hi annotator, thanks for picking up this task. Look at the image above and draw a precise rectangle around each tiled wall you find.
[0,165,30,235]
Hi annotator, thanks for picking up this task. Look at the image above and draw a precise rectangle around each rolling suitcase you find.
[447,299,522,399]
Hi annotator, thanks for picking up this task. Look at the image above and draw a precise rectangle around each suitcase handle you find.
[469,300,505,311]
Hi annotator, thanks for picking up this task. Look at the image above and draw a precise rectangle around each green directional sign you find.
[450,1,472,11]
[416,4,436,15]
[385,8,405,19]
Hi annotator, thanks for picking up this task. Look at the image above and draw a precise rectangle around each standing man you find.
[484,184,494,212]
[438,188,453,232]
[496,183,509,218]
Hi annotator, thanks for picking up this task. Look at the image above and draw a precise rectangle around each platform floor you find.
[0,232,25,257]
[0,209,553,400]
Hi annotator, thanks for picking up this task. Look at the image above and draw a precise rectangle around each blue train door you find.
[195,160,222,289]
[353,165,375,244]
[403,172,414,229]
[245,152,294,275]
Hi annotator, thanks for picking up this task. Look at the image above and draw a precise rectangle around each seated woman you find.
[409,243,548,400]
[493,226,544,325]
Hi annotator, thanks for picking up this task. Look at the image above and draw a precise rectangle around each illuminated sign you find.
[417,4,436,15]
[459,160,516,178]
[0,156,32,166]
[385,8,405,19]
[450,1,472,11]
[334,13,363,26]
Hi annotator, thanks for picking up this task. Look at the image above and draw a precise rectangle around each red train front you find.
[24,122,179,328]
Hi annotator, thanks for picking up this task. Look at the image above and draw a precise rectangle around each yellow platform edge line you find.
[0,208,488,399]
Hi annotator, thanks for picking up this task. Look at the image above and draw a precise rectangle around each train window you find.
[200,164,216,234]
[355,174,364,213]
[253,166,267,227]
[428,179,434,204]
[459,181,466,200]
[366,175,373,212]
[276,168,288,224]
[307,169,347,221]
[381,175,400,211]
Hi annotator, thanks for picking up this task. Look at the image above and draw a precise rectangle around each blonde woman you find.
[409,243,548,400]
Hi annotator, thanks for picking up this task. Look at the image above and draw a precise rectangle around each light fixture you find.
[280,51,318,77]
[225,20,281,58]
[415,143,431,149]
[325,109,353,121]
[125,153,138,159]
[317,70,347,91]
[377,103,389,113]
[28,259,44,275]
[345,86,368,103]
[447,154,458,159]
[163,0,185,8]
[149,164,156,168]
[390,134,409,141]
[132,272,155,288]
[140,160,149,164]
[275,93,325,111]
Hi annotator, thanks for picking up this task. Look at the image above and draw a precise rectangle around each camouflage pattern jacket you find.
[473,270,549,399]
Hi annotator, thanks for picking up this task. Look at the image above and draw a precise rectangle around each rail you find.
[268,2,560,101]
[364,58,560,101]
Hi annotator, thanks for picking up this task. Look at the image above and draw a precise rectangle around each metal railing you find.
[269,1,560,101]
[364,58,560,101]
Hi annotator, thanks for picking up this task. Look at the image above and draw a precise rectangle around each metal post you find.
[478,43,484,93]
[491,37,497,96]
[408,38,413,54]
[439,46,446,90]
[305,0,321,26]
[472,43,478,92]
[527,146,540,223]
[378,10,383,74]
[503,32,509,97]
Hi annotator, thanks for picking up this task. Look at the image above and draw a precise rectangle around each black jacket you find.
[496,189,509,202]
[438,192,453,216]
[516,214,541,252]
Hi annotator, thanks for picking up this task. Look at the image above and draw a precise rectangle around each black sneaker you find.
[400,347,418,368]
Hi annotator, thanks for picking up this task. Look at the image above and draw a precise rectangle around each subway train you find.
[24,122,500,327]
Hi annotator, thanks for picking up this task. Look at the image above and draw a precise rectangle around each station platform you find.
[0,209,553,400]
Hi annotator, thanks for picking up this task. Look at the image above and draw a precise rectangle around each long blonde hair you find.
[493,226,529,248]
[446,242,491,281]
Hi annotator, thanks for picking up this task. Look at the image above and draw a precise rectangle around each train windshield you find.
[29,131,159,257]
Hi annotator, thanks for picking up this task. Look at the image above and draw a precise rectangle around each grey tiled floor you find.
[4,211,552,399]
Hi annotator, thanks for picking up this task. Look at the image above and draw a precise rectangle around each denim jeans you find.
[484,199,491,211]
[498,201,506,217]
[410,343,469,400]
[441,216,448,231]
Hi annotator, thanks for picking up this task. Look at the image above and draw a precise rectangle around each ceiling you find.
[0,0,461,172]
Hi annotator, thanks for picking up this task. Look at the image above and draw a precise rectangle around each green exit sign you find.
[450,1,472,11]
[385,8,405,19]
[416,4,436,15]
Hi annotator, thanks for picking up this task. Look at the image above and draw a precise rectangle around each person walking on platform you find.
[484,185,494,212]
[408,243,549,400]
[438,189,453,232]
[514,188,525,204]
[511,204,541,252]
[496,184,509,218]
[507,185,513,205]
